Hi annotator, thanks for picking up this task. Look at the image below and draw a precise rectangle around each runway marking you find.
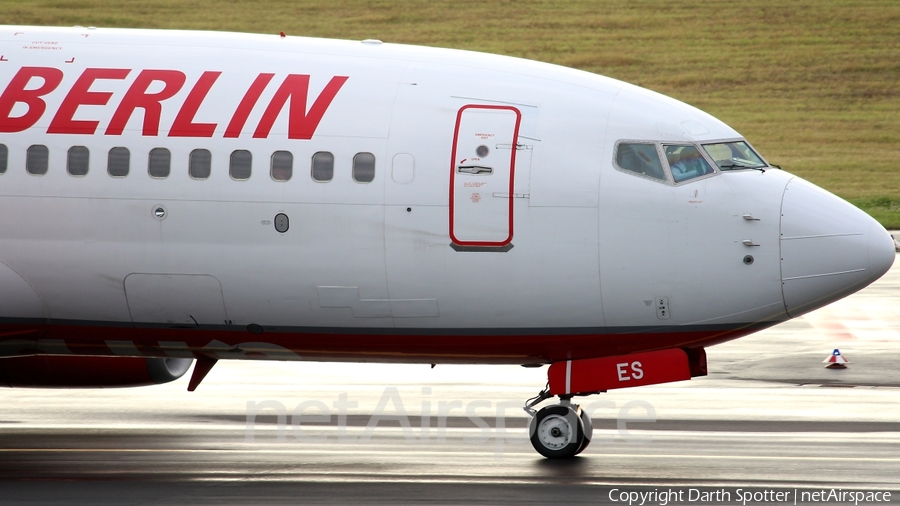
[1,448,899,463]
[3,426,899,445]
[802,292,900,342]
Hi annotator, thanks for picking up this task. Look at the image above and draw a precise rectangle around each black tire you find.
[574,406,593,455]
[528,404,585,459]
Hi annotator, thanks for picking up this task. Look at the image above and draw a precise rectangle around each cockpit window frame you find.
[700,138,771,171]
[612,140,673,185]
[661,143,718,184]
[613,139,723,186]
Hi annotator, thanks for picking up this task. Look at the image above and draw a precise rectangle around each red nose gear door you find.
[449,105,521,248]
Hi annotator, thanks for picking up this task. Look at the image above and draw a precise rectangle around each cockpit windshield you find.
[663,144,715,183]
[701,141,767,171]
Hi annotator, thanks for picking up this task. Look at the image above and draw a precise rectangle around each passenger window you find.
[108,147,130,177]
[615,143,665,181]
[271,151,293,181]
[26,145,49,175]
[663,144,715,183]
[148,148,171,178]
[67,146,89,176]
[312,151,334,183]
[0,144,7,174]
[353,152,375,183]
[311,151,334,182]
[230,150,252,180]
[190,149,211,179]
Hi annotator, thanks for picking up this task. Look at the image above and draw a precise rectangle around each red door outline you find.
[449,104,521,247]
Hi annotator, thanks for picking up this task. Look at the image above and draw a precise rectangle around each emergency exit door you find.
[449,105,521,247]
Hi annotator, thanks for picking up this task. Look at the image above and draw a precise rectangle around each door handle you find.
[457,165,493,175]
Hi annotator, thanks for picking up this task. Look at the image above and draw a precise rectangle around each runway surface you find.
[1,252,898,504]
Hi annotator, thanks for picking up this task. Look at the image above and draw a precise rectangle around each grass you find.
[3,0,900,227]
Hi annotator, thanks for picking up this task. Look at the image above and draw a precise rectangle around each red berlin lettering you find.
[0,67,64,133]
[0,66,349,139]
[48,68,131,135]
[224,73,274,138]
[169,71,222,138]
[106,69,186,136]
[254,74,348,140]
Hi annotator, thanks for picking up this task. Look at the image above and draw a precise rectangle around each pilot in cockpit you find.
[667,147,714,182]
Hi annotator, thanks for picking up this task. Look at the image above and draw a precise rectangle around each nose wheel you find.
[527,402,593,458]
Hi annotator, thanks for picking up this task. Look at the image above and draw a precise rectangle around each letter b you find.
[0,67,64,132]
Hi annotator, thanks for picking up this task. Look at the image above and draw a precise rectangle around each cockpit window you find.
[663,144,715,183]
[615,143,666,181]
[702,141,767,170]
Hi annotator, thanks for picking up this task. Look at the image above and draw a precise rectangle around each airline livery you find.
[0,26,895,458]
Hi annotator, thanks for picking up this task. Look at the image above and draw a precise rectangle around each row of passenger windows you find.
[0,144,376,183]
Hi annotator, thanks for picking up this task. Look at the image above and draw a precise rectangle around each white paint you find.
[616,363,629,382]
[0,25,893,359]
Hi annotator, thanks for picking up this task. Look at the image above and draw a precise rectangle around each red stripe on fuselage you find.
[0,322,767,364]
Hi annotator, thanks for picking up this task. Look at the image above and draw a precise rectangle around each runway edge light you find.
[823,349,849,369]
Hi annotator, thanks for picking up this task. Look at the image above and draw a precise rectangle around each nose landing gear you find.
[524,349,702,458]
[525,388,593,458]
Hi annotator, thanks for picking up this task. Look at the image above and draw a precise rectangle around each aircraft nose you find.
[780,177,895,318]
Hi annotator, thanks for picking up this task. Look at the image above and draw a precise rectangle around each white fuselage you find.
[0,26,894,364]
